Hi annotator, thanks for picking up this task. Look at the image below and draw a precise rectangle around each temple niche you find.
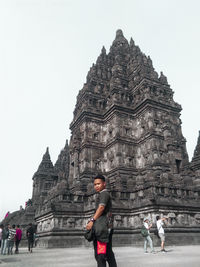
[2,30,200,247]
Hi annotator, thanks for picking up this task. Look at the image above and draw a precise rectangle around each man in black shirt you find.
[26,223,34,253]
[86,174,117,267]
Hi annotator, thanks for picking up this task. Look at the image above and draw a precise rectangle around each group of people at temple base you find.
[0,223,36,255]
[142,216,167,254]
[0,224,22,255]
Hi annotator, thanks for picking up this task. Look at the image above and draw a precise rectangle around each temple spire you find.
[191,131,200,170]
[159,71,169,85]
[101,46,106,54]
[110,29,129,54]
[54,140,70,181]
[130,37,135,48]
[116,29,124,38]
[36,147,54,174]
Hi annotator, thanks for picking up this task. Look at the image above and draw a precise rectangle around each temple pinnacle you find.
[116,29,124,37]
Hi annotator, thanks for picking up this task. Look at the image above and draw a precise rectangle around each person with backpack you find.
[7,224,16,255]
[142,218,155,253]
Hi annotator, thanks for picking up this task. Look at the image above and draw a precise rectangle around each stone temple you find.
[2,30,200,247]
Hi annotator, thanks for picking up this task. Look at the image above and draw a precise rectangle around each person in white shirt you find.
[143,218,155,253]
[156,216,167,252]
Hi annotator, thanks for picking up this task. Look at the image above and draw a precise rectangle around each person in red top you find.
[15,225,22,254]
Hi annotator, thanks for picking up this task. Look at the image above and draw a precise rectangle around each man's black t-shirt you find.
[96,189,112,215]
[95,189,114,231]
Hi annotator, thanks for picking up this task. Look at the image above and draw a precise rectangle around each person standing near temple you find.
[1,224,9,255]
[143,218,155,253]
[0,224,2,249]
[7,224,16,255]
[156,216,167,252]
[26,223,35,253]
[15,225,22,254]
[86,174,117,267]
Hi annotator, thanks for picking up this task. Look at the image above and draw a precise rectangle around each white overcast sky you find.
[0,0,200,221]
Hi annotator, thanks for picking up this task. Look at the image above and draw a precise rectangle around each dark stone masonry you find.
[2,30,200,247]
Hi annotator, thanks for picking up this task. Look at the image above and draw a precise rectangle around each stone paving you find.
[0,245,200,267]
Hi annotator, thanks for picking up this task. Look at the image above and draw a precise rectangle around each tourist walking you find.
[143,218,155,253]
[1,224,9,255]
[156,216,167,252]
[26,223,35,253]
[7,224,16,255]
[0,224,2,248]
[15,225,22,254]
[86,174,117,267]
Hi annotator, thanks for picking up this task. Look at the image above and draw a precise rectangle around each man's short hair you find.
[156,216,160,221]
[94,174,106,182]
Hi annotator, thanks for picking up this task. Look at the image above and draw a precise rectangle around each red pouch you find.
[97,241,107,254]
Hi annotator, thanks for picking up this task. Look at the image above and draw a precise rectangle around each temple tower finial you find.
[116,29,124,37]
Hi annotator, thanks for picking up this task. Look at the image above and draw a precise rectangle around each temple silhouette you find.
[2,30,200,247]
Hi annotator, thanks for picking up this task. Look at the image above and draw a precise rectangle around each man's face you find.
[94,178,106,192]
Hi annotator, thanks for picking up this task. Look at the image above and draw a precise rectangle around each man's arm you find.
[147,223,152,230]
[86,204,105,230]
[144,222,152,230]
